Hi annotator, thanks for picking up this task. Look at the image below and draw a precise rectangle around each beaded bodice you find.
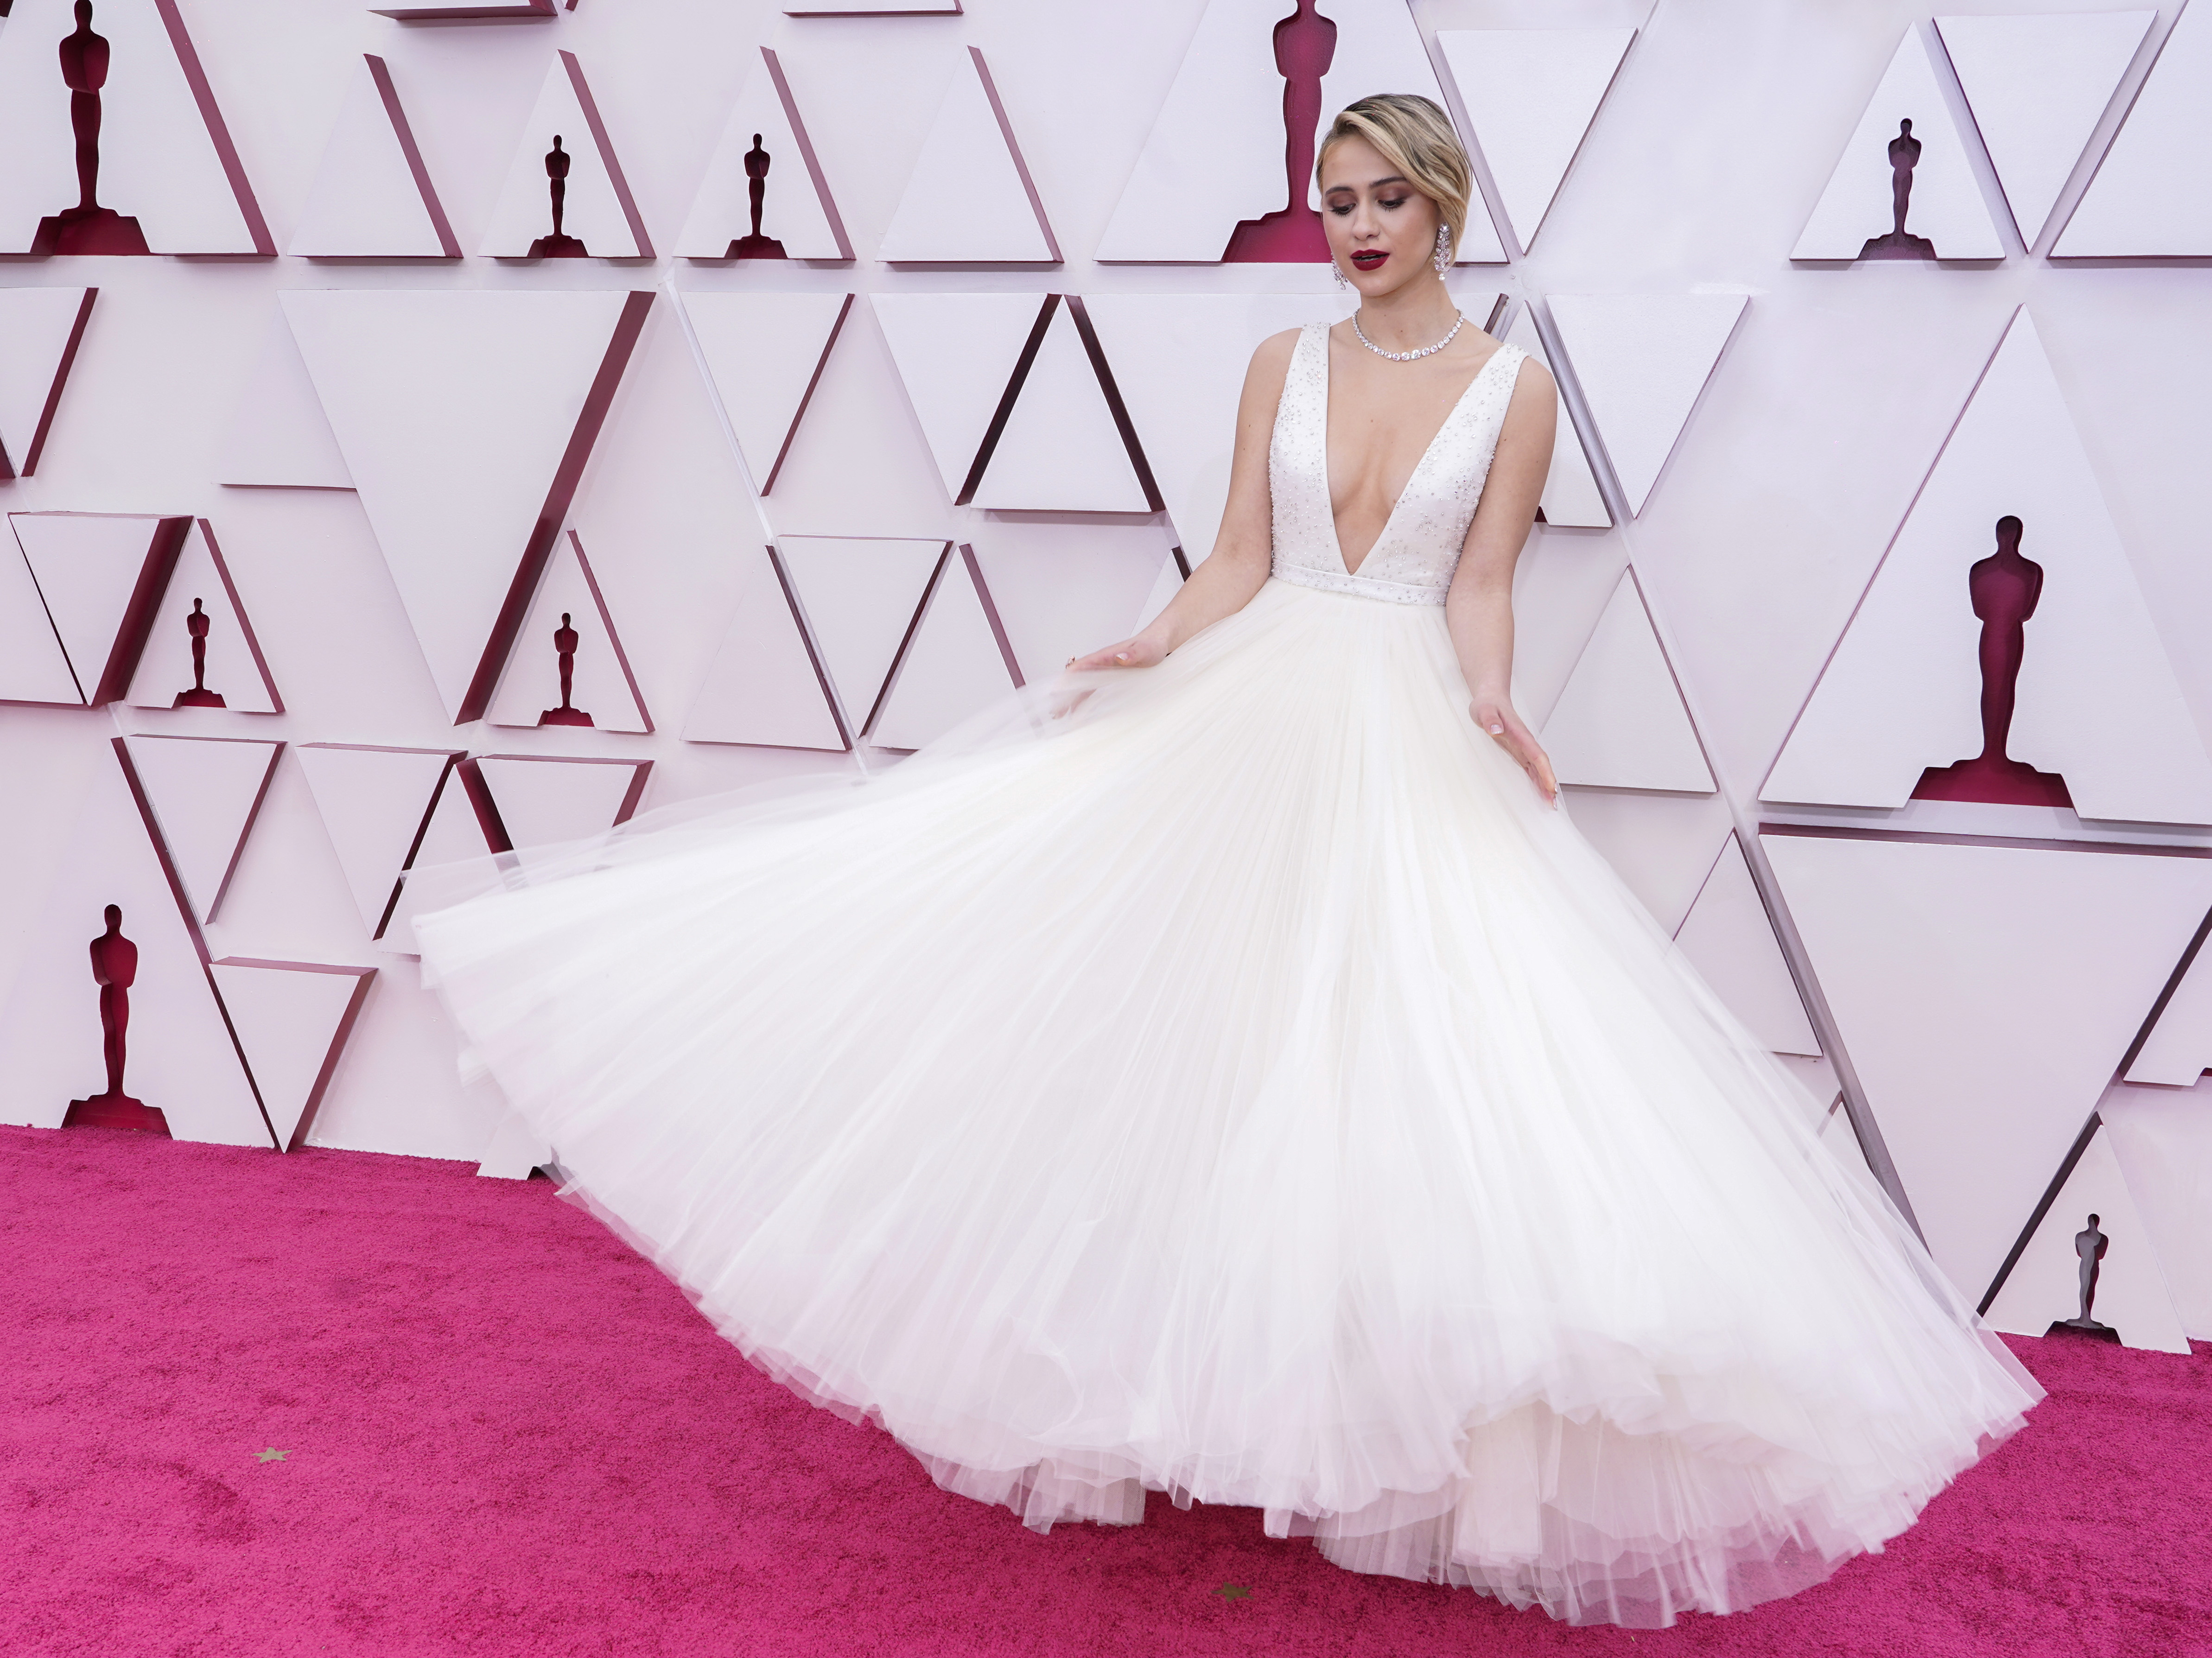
[1267,321,1528,606]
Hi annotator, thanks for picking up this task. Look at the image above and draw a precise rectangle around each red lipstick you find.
[1350,250,1388,271]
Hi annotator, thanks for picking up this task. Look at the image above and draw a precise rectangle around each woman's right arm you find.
[1068,329,1298,671]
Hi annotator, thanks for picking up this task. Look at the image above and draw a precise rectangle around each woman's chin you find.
[1347,265,1426,301]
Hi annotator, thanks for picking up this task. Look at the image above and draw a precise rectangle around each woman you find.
[415,95,2040,1628]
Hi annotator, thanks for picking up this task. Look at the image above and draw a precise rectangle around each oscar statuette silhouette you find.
[528,134,589,258]
[727,133,788,259]
[538,612,594,727]
[1859,118,1936,261]
[30,0,152,256]
[1222,0,1337,262]
[172,597,226,708]
[2048,1214,2119,1342]
[64,905,169,1135]
[1911,516,2073,808]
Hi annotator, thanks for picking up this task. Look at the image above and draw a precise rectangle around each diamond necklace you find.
[1352,309,1466,362]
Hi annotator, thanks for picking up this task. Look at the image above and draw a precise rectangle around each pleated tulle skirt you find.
[413,578,2041,1627]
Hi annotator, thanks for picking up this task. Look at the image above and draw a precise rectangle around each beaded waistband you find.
[1269,563,1449,607]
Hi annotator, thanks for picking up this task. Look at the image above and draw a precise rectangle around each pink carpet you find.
[4,1124,2207,1658]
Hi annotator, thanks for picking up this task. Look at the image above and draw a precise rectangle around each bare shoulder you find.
[1237,326,1306,418]
[1497,348,1557,449]
[1247,326,1304,382]
[1501,345,1555,399]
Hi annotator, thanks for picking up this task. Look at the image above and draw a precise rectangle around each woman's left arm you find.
[1445,357,1560,805]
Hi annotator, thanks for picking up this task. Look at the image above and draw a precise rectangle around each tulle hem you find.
[541,1156,2032,1629]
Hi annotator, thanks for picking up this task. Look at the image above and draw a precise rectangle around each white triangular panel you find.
[1763,309,2212,825]
[681,291,852,494]
[877,48,1056,263]
[485,532,649,733]
[282,289,646,720]
[2125,934,2212,1086]
[479,52,650,259]
[1562,789,1742,936]
[126,521,281,714]
[1792,29,2006,260]
[0,750,267,1146]
[1500,307,1608,528]
[384,775,500,958]
[1096,0,1313,263]
[776,536,946,729]
[1936,11,2153,249]
[872,292,1049,501]
[972,305,1148,512]
[1984,1127,2190,1353]
[683,546,845,751]
[473,755,649,868]
[675,48,850,260]
[870,550,1018,750]
[293,744,460,940]
[1540,571,1712,793]
[469,1118,546,1185]
[1079,295,1348,560]
[215,310,355,490]
[0,533,81,705]
[1438,28,1635,250]
[2053,3,2212,256]
[0,0,269,255]
[210,959,375,1151]
[968,522,1178,685]
[2103,1082,2212,1338]
[477,1107,553,1181]
[121,735,282,925]
[289,55,456,258]
[1545,294,1743,515]
[0,287,93,478]
[1673,834,1818,1057]
[10,511,181,705]
[1762,830,2212,1301]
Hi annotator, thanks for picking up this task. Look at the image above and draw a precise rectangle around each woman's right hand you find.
[1067,635,1166,673]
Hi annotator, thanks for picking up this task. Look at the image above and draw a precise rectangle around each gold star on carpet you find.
[1213,1583,1251,1601]
[255,1448,290,1462]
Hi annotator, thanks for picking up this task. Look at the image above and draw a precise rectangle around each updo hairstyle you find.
[1315,94,1473,267]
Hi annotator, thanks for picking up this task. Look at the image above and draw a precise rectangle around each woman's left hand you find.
[1472,697,1559,806]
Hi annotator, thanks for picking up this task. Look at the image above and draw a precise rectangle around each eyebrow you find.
[1323,175,1410,193]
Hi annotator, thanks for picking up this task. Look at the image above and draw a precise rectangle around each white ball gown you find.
[414,324,2041,1628]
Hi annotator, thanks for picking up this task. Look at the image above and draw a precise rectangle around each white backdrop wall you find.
[5,0,2212,1348]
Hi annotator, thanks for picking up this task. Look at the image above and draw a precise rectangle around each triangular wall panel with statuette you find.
[0,744,272,1147]
[1983,1123,2190,1353]
[1792,26,2005,260]
[676,47,851,261]
[1762,308,2212,825]
[478,52,652,260]
[0,0,273,256]
[484,532,651,734]
[126,521,282,715]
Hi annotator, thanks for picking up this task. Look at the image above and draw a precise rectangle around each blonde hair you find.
[1316,94,1471,265]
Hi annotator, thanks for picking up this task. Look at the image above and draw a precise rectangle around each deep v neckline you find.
[1322,332,1515,578]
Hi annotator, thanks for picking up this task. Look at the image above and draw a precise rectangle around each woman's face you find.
[1319,134,1442,299]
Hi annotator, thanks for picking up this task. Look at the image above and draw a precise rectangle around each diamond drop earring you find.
[1432,224,1453,275]
[1332,257,1350,289]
